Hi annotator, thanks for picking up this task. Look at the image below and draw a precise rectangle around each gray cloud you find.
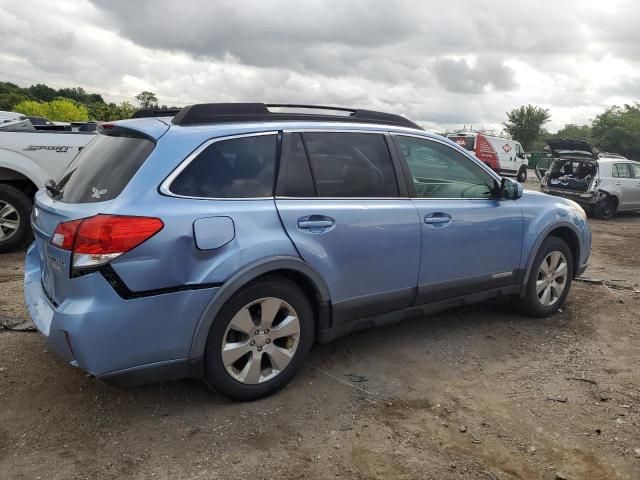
[0,0,639,133]
[432,57,517,93]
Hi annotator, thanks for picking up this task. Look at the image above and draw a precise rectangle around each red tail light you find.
[51,215,163,269]
[51,219,83,250]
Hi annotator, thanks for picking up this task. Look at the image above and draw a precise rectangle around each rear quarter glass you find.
[55,133,155,203]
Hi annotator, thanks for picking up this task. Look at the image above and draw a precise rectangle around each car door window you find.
[276,133,316,197]
[394,136,496,199]
[629,163,640,178]
[302,132,399,197]
[169,134,277,198]
[614,163,632,178]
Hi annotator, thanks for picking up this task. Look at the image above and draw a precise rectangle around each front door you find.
[391,134,524,304]
[275,131,421,324]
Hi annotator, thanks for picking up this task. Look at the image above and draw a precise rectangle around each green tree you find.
[46,99,89,122]
[135,91,158,109]
[28,83,57,102]
[13,100,48,117]
[14,99,88,122]
[552,124,592,141]
[503,105,551,151]
[0,92,29,111]
[591,104,640,159]
[114,101,136,119]
[57,87,88,103]
[0,82,32,110]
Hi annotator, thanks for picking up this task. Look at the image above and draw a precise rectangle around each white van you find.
[447,131,529,182]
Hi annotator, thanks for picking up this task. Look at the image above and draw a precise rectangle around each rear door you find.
[391,134,524,304]
[630,163,640,205]
[275,131,421,325]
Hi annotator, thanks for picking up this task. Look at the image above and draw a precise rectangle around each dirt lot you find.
[1,188,639,479]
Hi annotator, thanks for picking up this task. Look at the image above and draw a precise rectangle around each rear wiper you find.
[45,179,61,197]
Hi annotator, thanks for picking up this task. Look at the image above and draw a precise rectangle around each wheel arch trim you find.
[188,256,330,359]
[520,221,582,297]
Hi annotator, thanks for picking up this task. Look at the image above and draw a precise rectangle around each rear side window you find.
[169,134,277,198]
[56,133,155,203]
[630,163,640,178]
[613,163,631,178]
[302,132,398,197]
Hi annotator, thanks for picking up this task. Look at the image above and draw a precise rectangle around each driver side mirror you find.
[497,177,523,200]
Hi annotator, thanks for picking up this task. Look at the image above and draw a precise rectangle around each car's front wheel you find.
[517,236,573,317]
[204,276,314,401]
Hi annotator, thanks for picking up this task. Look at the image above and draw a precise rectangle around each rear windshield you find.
[54,133,155,203]
[448,136,475,151]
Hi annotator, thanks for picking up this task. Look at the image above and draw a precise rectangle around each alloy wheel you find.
[536,251,568,307]
[0,201,20,241]
[221,297,301,384]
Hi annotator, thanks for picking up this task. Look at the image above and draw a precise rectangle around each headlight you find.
[567,199,587,220]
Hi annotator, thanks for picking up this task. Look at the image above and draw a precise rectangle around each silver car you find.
[536,139,640,219]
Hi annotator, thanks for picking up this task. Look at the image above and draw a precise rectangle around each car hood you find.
[546,139,597,160]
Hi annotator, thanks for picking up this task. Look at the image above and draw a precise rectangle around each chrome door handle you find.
[298,220,334,229]
[424,217,450,224]
[297,215,335,232]
[424,213,452,225]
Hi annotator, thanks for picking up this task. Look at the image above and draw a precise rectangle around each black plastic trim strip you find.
[41,279,59,308]
[96,264,222,300]
[171,103,423,130]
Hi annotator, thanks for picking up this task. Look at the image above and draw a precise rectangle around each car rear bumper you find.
[541,187,597,205]
[24,242,216,383]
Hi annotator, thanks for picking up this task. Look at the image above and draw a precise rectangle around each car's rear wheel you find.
[0,184,32,253]
[204,276,314,401]
[517,236,573,317]
[593,195,616,220]
[517,166,528,183]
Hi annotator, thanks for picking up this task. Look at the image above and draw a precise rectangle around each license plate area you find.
[40,241,69,306]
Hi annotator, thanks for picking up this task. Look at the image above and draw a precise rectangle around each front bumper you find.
[24,243,217,382]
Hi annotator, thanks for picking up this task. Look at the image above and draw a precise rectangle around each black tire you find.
[517,166,528,183]
[0,184,32,253]
[593,195,616,220]
[204,276,314,401]
[517,236,573,317]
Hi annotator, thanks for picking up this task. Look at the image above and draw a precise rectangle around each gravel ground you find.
[1,180,639,479]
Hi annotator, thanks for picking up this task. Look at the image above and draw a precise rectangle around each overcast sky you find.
[1,0,639,132]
